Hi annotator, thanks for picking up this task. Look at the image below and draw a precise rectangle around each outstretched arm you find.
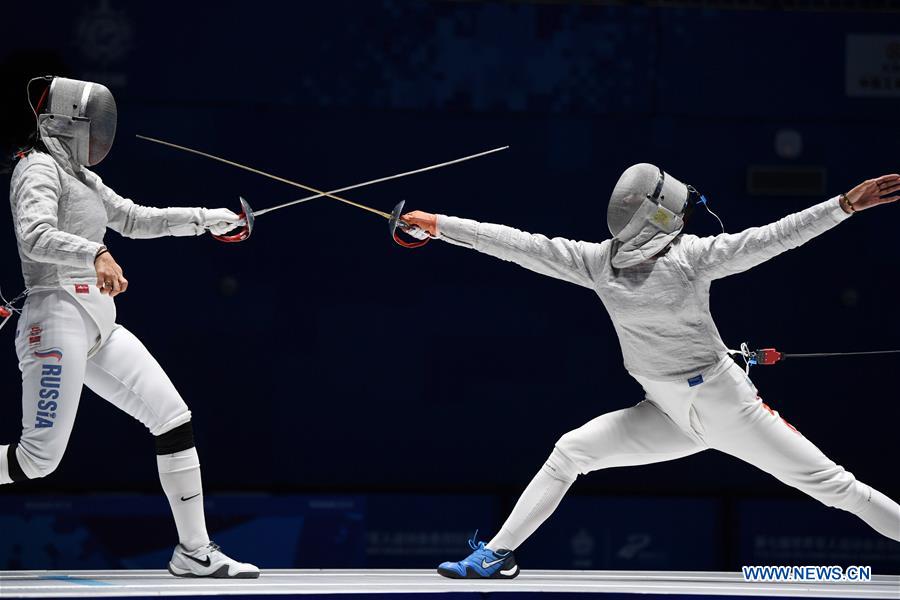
[682,174,900,280]
[85,171,240,239]
[401,211,605,289]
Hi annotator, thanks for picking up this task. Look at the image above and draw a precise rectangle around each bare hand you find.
[845,174,900,212]
[401,211,438,236]
[94,251,128,297]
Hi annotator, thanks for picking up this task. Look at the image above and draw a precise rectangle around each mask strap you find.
[647,168,665,203]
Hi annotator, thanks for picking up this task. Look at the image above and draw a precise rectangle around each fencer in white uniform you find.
[401,164,900,579]
[0,77,258,578]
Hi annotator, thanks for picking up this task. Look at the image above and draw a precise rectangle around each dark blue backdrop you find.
[1,0,898,571]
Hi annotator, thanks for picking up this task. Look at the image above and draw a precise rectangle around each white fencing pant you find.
[491,357,900,550]
[4,290,191,480]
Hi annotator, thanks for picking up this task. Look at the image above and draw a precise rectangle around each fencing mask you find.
[607,163,691,268]
[37,77,117,167]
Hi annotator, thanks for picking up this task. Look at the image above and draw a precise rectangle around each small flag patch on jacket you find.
[75,284,89,294]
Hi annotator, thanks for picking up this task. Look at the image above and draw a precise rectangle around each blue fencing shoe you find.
[437,532,519,579]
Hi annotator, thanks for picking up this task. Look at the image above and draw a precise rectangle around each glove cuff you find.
[166,207,206,237]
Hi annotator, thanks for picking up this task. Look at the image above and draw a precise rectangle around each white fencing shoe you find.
[168,542,260,579]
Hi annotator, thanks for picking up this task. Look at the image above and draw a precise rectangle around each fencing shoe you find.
[438,534,519,579]
[168,542,259,578]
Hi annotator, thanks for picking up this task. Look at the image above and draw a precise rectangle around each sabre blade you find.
[137,135,508,223]
[252,145,510,218]
[136,135,393,219]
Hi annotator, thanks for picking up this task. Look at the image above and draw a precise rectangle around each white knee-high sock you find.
[853,487,900,542]
[157,447,210,551]
[0,445,11,485]
[487,448,578,552]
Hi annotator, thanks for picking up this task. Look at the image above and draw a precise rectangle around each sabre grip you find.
[389,199,429,249]
[0,306,11,319]
[212,197,255,243]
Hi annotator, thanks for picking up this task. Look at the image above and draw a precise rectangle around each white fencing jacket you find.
[9,118,213,351]
[437,198,851,381]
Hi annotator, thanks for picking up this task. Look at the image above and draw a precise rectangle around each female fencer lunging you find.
[1,77,258,578]
[400,164,900,579]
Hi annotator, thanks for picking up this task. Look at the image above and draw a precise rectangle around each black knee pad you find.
[7,444,28,482]
[155,421,195,455]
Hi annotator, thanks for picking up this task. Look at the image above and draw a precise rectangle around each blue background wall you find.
[1,1,898,572]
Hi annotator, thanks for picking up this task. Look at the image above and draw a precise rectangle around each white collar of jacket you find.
[38,114,86,177]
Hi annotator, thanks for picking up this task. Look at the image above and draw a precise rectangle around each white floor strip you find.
[0,569,897,598]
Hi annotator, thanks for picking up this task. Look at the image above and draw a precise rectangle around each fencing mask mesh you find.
[45,77,117,166]
[607,163,690,268]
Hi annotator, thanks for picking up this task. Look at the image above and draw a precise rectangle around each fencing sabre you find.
[137,135,508,248]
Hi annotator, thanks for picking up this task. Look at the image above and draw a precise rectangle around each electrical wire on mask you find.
[685,185,725,235]
[13,76,54,161]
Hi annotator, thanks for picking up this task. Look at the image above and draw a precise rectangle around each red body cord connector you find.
[754,348,784,365]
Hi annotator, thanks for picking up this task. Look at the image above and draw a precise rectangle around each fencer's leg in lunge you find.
[84,326,259,578]
[0,292,94,485]
[697,366,900,542]
[438,400,704,579]
[485,447,579,554]
[490,400,705,552]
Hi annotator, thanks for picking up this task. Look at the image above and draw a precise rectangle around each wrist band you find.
[840,193,855,213]
[94,248,109,261]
